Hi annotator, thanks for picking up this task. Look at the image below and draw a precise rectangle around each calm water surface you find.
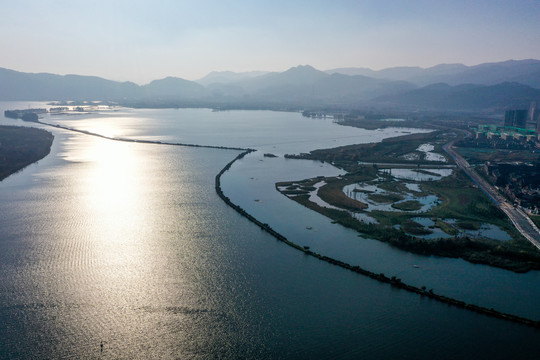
[1,103,539,359]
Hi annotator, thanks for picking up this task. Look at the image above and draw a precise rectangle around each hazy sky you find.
[1,0,539,84]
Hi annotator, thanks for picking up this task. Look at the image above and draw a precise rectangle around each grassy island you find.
[278,131,540,272]
[0,126,54,181]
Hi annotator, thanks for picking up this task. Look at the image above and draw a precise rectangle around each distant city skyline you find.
[1,0,539,84]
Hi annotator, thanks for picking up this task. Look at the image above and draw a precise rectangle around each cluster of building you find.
[472,102,540,145]
[483,162,540,213]
[504,102,540,130]
[474,125,538,143]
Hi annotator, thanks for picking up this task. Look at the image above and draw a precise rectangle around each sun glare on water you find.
[86,141,141,229]
[61,133,154,245]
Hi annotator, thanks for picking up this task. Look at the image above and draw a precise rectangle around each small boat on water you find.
[306,226,313,230]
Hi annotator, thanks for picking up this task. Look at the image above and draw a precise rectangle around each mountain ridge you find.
[326,59,540,88]
[1,59,539,111]
[373,81,540,110]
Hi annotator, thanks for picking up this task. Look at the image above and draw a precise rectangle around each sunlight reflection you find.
[61,134,154,247]
[84,139,145,241]
[88,120,122,139]
[51,115,138,139]
[51,134,176,342]
[69,135,160,299]
[88,142,135,204]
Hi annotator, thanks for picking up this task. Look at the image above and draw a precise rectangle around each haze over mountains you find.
[2,59,540,111]
[326,59,540,88]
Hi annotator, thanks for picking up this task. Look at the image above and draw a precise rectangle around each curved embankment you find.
[215,152,540,329]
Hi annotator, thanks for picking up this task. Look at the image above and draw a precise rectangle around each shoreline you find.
[214,150,540,329]
[0,125,54,181]
[5,112,539,329]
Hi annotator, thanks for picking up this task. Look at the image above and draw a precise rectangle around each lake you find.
[1,103,539,359]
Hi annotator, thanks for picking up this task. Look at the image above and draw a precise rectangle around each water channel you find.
[1,103,539,359]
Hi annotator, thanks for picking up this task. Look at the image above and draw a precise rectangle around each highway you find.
[443,140,540,250]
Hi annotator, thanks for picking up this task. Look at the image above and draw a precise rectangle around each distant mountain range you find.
[1,59,540,111]
[200,65,416,107]
[374,82,540,111]
[325,59,540,88]
[196,70,269,86]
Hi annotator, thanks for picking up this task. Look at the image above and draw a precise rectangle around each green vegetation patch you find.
[353,188,374,194]
[337,118,424,130]
[530,215,540,228]
[402,219,433,235]
[285,130,453,173]
[276,181,294,187]
[455,221,481,231]
[435,220,459,236]
[391,200,423,211]
[455,147,539,164]
[0,126,54,181]
[377,181,410,193]
[413,169,441,176]
[282,190,309,195]
[316,170,377,211]
[420,170,505,221]
[319,180,368,211]
[368,193,404,203]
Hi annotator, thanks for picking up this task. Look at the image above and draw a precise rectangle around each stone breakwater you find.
[215,152,540,329]
[37,120,249,151]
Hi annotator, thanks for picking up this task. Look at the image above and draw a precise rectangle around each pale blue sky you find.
[1,0,539,84]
